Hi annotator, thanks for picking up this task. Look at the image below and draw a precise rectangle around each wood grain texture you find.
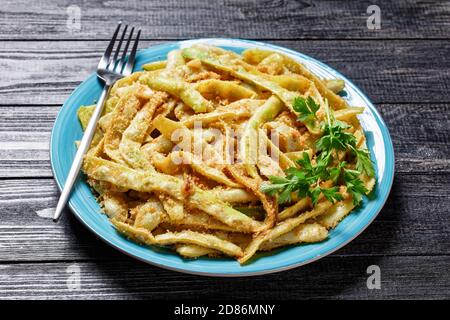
[0,256,448,299]
[1,0,450,40]
[0,104,448,178]
[1,40,449,105]
[0,173,448,262]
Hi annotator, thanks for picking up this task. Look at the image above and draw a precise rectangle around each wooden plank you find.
[0,106,53,178]
[379,103,450,173]
[1,0,449,40]
[0,103,448,178]
[0,256,448,299]
[0,40,449,105]
[0,173,448,262]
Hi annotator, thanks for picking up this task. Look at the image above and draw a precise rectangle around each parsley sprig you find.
[316,100,375,177]
[343,169,369,205]
[261,97,375,206]
[261,152,343,205]
[293,96,320,127]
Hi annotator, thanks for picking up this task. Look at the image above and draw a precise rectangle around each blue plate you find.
[51,39,394,276]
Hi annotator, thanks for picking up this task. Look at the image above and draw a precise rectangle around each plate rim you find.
[50,38,395,277]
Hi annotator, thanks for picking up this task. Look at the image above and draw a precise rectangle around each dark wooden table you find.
[0,0,449,299]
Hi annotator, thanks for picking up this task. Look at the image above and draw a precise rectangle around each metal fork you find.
[53,23,141,222]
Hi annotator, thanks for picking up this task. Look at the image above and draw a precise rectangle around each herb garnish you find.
[316,101,374,177]
[293,96,320,127]
[261,97,374,206]
[261,152,343,205]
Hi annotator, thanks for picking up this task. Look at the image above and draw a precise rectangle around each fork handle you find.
[53,84,111,222]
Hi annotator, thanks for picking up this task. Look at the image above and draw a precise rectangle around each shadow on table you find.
[65,177,402,300]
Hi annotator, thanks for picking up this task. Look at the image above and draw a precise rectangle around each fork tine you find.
[109,24,128,70]
[116,27,134,72]
[122,29,141,75]
[98,22,121,69]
